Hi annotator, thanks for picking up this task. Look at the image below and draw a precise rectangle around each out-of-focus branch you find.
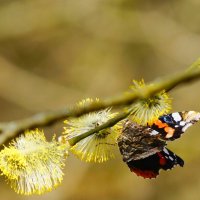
[0,58,200,146]
[0,57,84,111]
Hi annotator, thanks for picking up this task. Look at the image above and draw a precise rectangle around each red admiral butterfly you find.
[118,111,200,178]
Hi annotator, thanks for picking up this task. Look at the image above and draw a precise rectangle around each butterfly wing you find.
[118,120,166,162]
[150,111,200,140]
[127,148,184,178]
[118,112,199,178]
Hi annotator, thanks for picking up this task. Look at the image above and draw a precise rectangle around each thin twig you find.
[68,110,131,146]
[1,58,200,145]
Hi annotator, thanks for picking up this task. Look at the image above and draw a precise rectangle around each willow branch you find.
[0,58,200,145]
[68,110,131,146]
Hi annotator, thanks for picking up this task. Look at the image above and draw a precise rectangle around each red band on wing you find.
[130,168,158,179]
[157,152,167,166]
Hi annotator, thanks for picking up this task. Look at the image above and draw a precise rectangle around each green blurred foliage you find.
[0,0,200,200]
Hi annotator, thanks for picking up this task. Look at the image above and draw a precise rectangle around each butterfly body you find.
[118,111,200,178]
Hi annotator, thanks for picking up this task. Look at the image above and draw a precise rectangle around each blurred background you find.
[0,0,200,200]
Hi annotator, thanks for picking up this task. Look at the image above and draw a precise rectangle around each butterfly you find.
[117,111,200,178]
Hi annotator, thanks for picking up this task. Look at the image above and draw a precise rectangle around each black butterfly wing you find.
[150,111,200,140]
[118,113,198,178]
[127,148,184,178]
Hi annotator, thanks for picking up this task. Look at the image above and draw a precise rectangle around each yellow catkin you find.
[0,129,68,195]
[129,80,172,125]
[63,99,121,163]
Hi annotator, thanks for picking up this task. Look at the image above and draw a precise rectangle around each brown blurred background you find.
[0,0,200,200]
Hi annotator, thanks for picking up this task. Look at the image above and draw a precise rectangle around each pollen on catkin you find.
[63,99,121,163]
[0,129,68,195]
[129,80,172,125]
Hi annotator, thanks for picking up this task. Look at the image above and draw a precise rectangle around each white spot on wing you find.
[185,111,200,122]
[182,123,192,132]
[149,130,159,136]
[180,121,186,126]
[172,113,182,122]
[169,156,174,161]
[163,148,169,155]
